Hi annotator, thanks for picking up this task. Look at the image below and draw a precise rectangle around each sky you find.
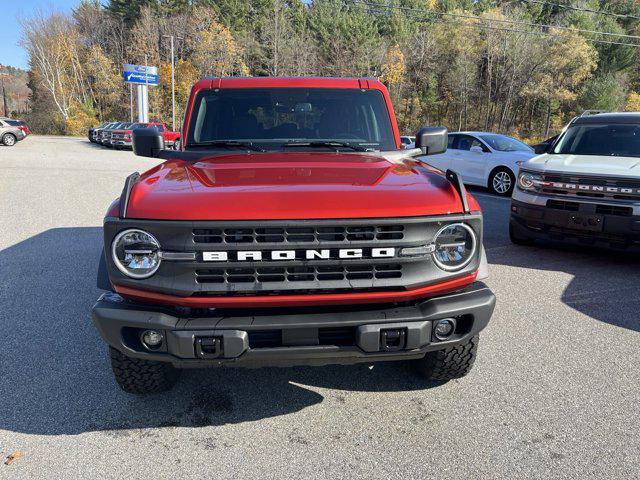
[0,0,78,69]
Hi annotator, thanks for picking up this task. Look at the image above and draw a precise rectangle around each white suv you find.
[510,112,640,251]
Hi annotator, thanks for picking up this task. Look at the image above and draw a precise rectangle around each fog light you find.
[141,330,163,349]
[434,319,456,340]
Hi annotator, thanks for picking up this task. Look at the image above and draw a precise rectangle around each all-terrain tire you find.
[2,133,17,146]
[109,347,180,394]
[414,335,479,381]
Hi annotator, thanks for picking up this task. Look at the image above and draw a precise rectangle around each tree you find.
[20,13,90,121]
[192,19,249,77]
[578,73,627,112]
[522,29,597,135]
[625,91,640,112]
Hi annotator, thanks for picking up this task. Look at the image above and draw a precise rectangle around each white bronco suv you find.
[510,112,640,251]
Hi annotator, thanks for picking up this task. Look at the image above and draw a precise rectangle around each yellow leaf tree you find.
[381,44,406,87]
[625,92,640,112]
[192,20,249,77]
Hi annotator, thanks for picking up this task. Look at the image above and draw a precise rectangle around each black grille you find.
[196,264,402,284]
[318,327,356,346]
[105,214,483,297]
[247,327,356,348]
[547,199,632,216]
[547,200,579,211]
[594,205,633,216]
[248,330,282,348]
[193,225,405,244]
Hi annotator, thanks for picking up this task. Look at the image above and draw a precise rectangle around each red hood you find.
[124,152,478,220]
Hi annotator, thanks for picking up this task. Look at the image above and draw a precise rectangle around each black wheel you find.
[109,347,180,394]
[414,335,479,381]
[2,133,17,146]
[489,167,515,196]
[509,221,534,246]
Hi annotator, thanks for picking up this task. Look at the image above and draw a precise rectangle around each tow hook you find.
[195,336,223,359]
[380,328,407,351]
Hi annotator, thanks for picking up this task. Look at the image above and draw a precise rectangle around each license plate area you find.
[567,214,604,232]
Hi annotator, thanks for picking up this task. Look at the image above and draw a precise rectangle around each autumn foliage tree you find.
[18,0,640,139]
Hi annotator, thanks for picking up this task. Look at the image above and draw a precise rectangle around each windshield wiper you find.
[187,140,265,152]
[282,141,371,152]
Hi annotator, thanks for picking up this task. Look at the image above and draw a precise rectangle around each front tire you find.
[109,347,180,394]
[2,133,17,146]
[414,335,479,381]
[489,168,515,196]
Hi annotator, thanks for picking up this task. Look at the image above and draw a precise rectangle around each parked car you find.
[92,76,495,394]
[111,122,180,149]
[104,122,133,147]
[423,131,536,196]
[400,135,415,148]
[89,122,108,143]
[0,117,29,146]
[511,112,640,251]
[92,122,106,143]
[95,122,118,145]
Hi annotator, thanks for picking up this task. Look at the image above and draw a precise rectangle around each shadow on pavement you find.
[0,228,437,436]
[476,194,640,333]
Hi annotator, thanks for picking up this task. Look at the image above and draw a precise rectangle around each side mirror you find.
[415,126,447,156]
[534,143,548,155]
[132,128,165,158]
[470,145,484,154]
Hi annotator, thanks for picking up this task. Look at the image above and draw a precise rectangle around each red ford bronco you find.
[92,77,495,394]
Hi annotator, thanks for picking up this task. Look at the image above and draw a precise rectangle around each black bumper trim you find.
[92,284,495,368]
[511,199,640,251]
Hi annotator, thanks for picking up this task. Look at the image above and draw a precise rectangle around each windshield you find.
[187,88,396,151]
[479,134,532,152]
[553,124,640,157]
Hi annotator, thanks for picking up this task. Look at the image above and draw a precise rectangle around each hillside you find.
[0,64,30,117]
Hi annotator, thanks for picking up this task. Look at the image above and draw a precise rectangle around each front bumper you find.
[511,194,640,251]
[92,283,495,368]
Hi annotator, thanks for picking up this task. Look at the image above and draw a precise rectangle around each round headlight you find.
[111,229,161,279]
[518,172,540,190]
[432,223,477,271]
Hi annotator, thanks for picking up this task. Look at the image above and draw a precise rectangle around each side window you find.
[156,124,165,132]
[447,134,457,149]
[457,135,487,151]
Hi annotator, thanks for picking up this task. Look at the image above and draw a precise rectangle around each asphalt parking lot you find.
[0,136,638,479]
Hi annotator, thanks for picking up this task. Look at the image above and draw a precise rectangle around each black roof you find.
[573,112,640,125]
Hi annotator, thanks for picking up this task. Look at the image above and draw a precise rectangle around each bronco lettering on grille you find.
[550,182,640,195]
[203,248,396,262]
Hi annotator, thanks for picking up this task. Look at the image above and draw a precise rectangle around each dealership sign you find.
[123,64,158,86]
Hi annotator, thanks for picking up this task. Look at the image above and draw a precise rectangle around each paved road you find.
[1,137,638,479]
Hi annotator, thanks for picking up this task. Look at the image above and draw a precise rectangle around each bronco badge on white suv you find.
[510,112,640,251]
